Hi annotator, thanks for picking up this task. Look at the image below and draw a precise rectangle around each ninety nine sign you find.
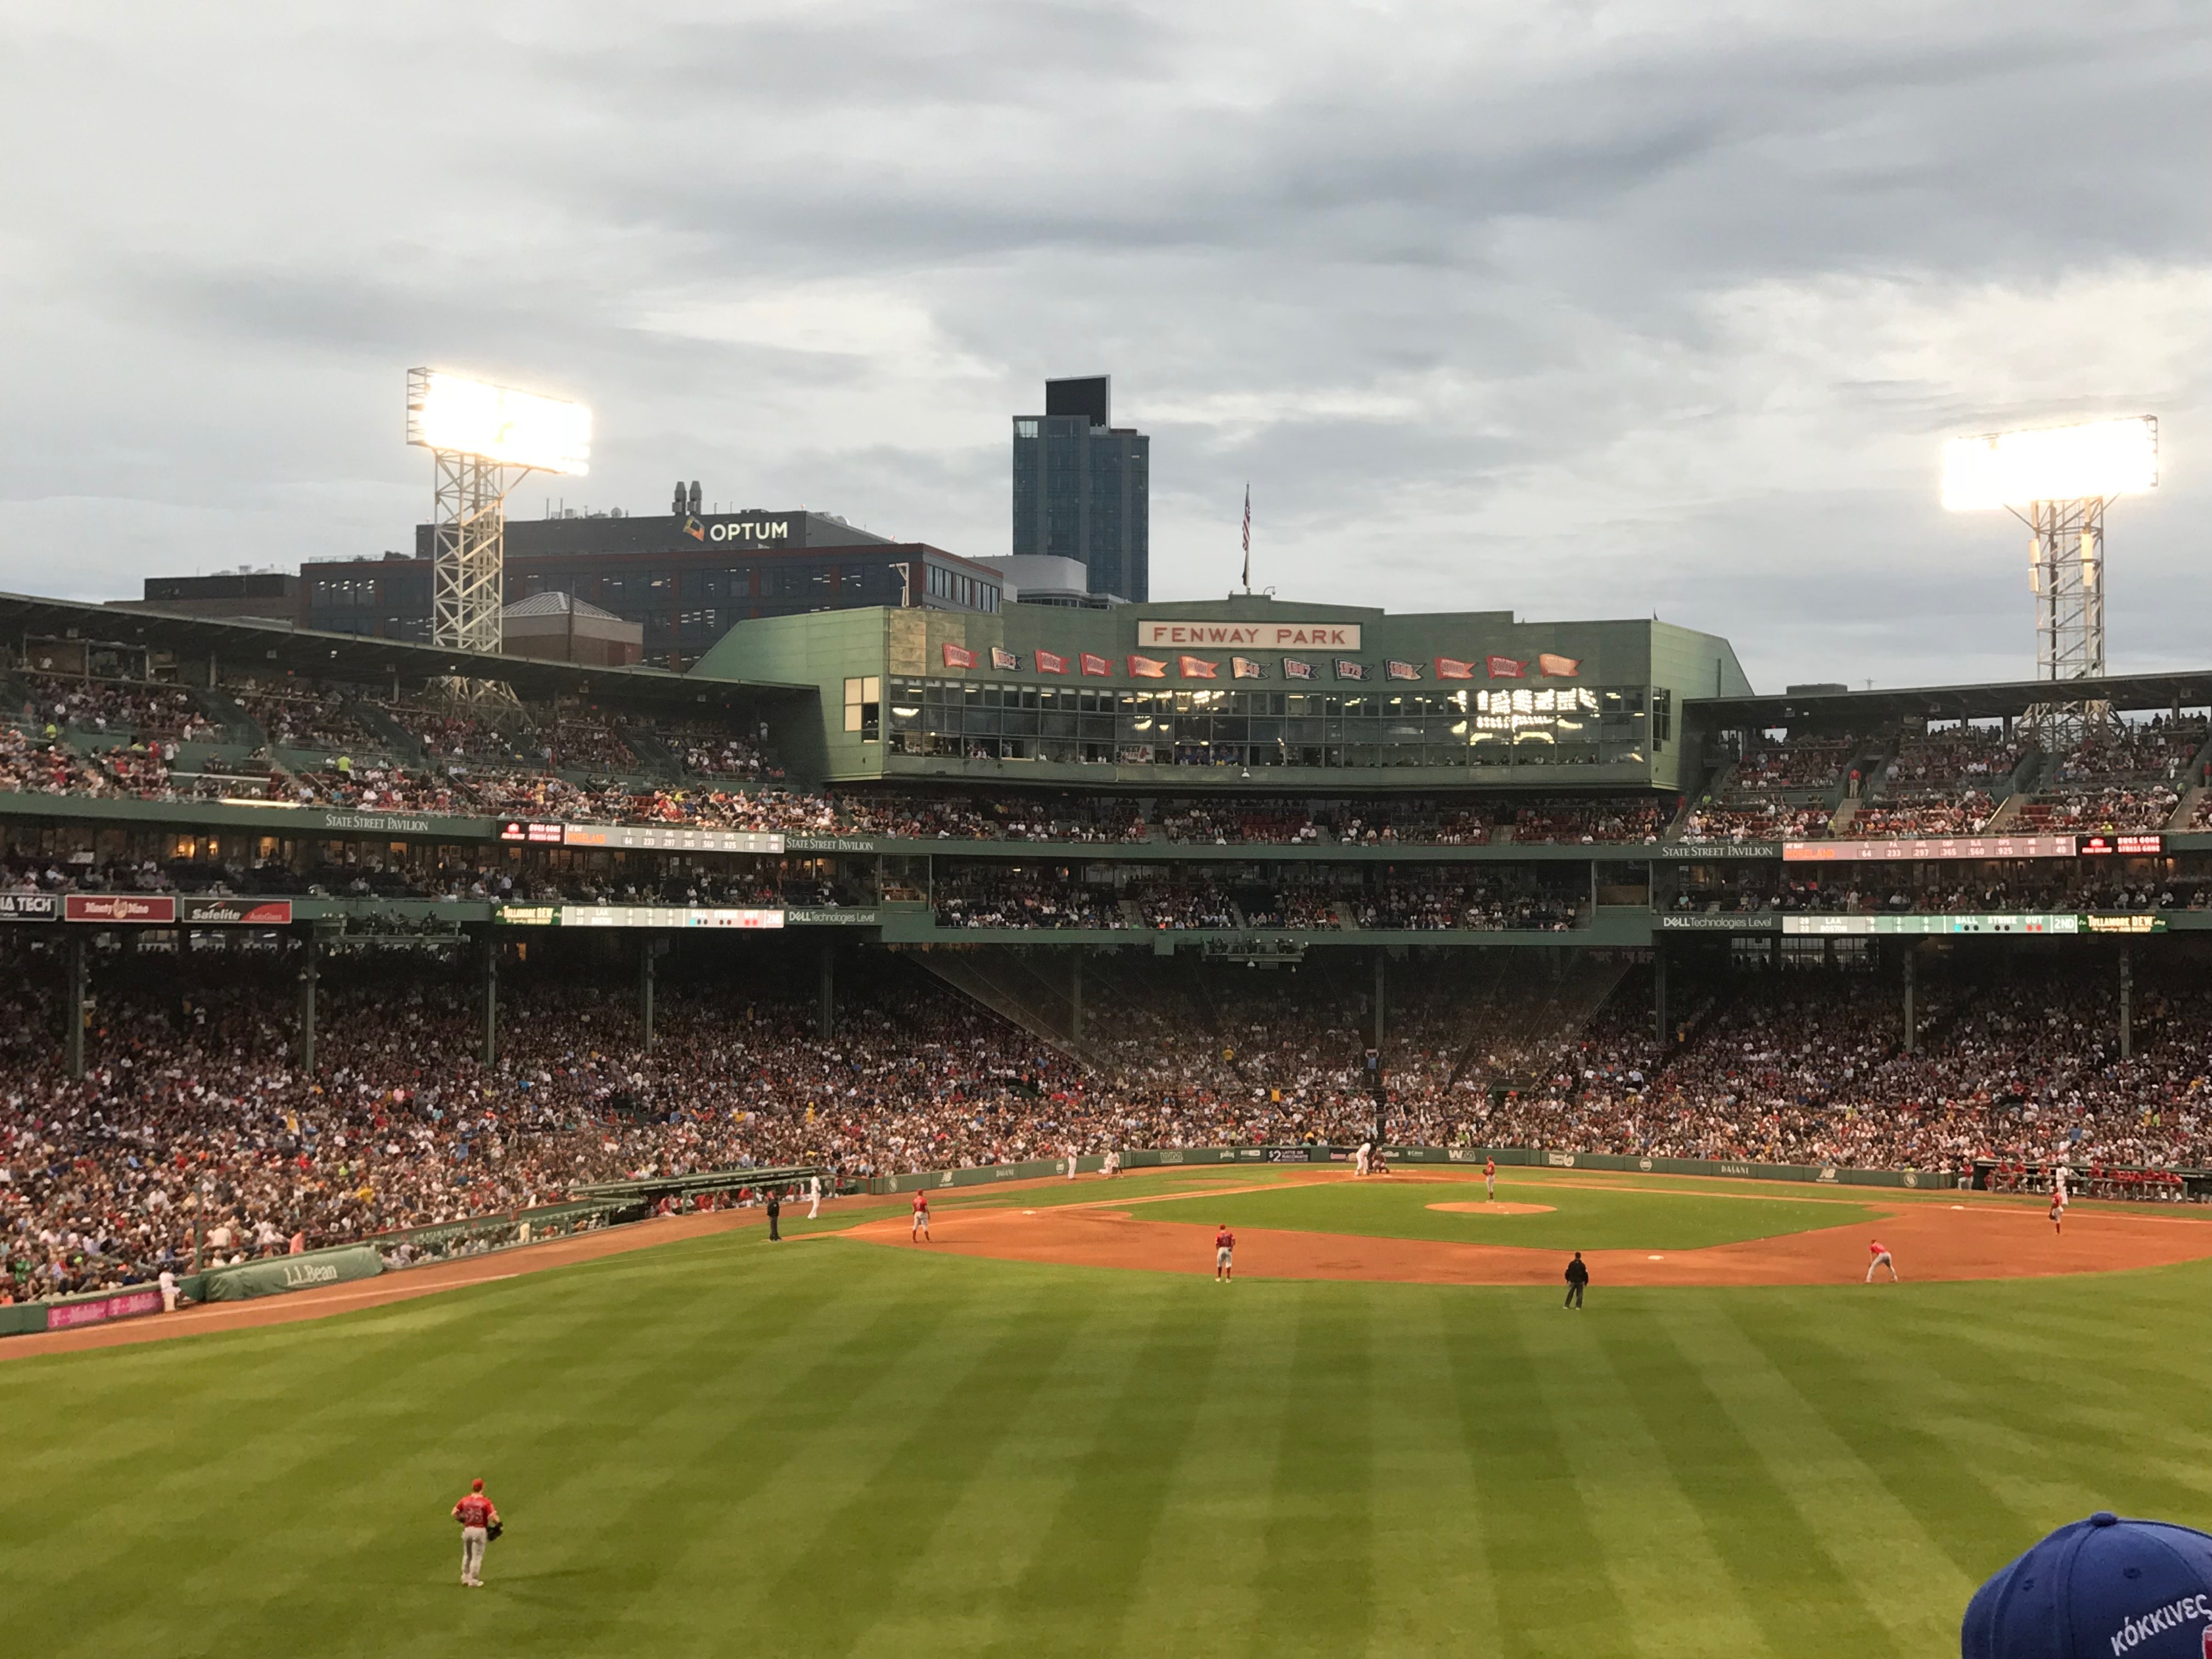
[1138,620,1362,651]
[65,895,177,924]
[1783,834,2078,863]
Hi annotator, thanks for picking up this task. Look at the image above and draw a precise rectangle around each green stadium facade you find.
[4,584,2211,1071]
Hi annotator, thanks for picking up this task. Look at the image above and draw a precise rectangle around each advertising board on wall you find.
[64,894,177,924]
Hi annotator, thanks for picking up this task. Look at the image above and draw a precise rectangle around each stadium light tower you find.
[405,368,591,658]
[1942,415,2158,743]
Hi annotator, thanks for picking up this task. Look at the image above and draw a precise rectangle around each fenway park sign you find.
[1137,619,1362,651]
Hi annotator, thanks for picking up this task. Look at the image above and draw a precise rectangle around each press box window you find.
[843,675,881,740]
[1653,689,1673,747]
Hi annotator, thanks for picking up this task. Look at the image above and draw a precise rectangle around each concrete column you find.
[640,934,657,1054]
[1373,950,1387,1050]
[297,932,319,1072]
[65,932,88,1080]
[2119,947,2133,1062]
[818,937,836,1039]
[481,935,499,1066]
[1903,946,1917,1054]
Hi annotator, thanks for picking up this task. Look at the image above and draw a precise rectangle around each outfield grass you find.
[2,1190,2199,1657]
[1137,1175,1881,1250]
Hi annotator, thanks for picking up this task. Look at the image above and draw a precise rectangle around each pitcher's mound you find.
[1426,1201,1556,1216]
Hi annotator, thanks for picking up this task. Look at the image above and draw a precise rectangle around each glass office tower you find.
[1012,375,1149,602]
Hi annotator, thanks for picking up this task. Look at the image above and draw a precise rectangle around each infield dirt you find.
[846,1170,2212,1287]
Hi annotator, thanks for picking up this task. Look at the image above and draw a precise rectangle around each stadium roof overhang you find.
[0,591,812,707]
[1690,669,2212,729]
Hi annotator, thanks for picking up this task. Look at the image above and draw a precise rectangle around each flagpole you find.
[1240,483,1251,595]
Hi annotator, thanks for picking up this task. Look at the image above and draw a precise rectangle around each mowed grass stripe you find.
[739,1269,1087,1656]
[212,1249,857,1659]
[1867,1274,2212,1521]
[1740,1290,2085,1590]
[1243,1282,1376,1659]
[1687,1300,1974,1654]
[849,1268,1146,1656]
[1364,1288,1500,1658]
[970,1272,1236,1659]
[511,1248,958,1654]
[1519,1297,1770,1657]
[41,1272,656,1656]
[1451,1297,1630,1658]
[1598,1296,1901,1656]
[1108,1272,1301,1657]
[586,1254,1045,1643]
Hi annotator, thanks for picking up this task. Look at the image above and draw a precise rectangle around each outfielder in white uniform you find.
[1066,1142,1079,1181]
[806,1175,822,1220]
[1356,1139,1373,1177]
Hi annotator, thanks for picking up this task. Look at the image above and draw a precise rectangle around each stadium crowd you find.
[9,946,2212,1305]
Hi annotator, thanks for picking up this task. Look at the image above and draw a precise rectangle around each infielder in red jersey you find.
[1214,1226,1235,1281]
[1865,1238,1899,1283]
[911,1190,932,1242]
[452,1479,499,1588]
[1485,1158,1496,1201]
[2049,1195,2064,1234]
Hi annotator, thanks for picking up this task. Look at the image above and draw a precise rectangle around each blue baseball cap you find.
[1963,1511,2212,1658]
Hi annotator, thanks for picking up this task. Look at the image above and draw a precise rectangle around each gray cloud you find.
[1,0,2208,692]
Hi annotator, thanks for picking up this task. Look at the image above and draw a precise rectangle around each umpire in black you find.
[766,1187,782,1241]
[1563,1251,1589,1310]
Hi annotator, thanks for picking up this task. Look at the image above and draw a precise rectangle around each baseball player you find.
[452,1479,499,1588]
[2052,1162,2070,1206]
[1356,1139,1373,1177]
[1485,1157,1496,1201]
[1066,1141,1079,1181]
[911,1191,931,1242]
[1865,1238,1899,1282]
[2049,1193,2065,1234]
[1214,1224,1235,1281]
[806,1174,822,1221]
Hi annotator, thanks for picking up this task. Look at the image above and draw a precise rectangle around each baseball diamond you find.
[4,1162,2212,1657]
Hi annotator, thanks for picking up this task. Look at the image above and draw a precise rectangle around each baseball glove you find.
[487,1521,504,1543]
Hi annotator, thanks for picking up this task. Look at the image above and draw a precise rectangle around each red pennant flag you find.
[1435,657,1475,680]
[1178,655,1220,679]
[1127,654,1167,679]
[1537,652,1581,678]
[1079,652,1111,676]
[1486,655,1526,679]
[942,642,976,669]
[1036,650,1068,675]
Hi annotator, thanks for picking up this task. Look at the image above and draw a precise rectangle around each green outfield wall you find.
[201,1244,384,1301]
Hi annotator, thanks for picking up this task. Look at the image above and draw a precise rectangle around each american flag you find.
[1240,484,1251,591]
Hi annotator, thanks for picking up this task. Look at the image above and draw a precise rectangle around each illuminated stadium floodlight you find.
[1942,416,2158,743]
[406,368,591,659]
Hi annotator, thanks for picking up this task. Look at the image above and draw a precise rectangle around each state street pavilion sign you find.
[1137,619,1362,651]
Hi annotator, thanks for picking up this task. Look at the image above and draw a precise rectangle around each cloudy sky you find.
[3,1,2207,691]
